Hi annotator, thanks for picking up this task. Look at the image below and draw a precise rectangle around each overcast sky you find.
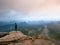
[0,0,60,21]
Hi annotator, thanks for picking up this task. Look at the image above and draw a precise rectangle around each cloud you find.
[0,0,60,21]
[0,10,26,21]
[0,0,60,12]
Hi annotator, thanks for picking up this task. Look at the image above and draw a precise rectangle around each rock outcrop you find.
[0,31,57,45]
[0,31,27,45]
[33,39,56,45]
[0,32,8,38]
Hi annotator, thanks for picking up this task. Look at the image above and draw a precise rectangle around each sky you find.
[0,0,60,21]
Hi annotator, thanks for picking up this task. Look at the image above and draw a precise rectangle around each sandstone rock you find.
[0,31,27,43]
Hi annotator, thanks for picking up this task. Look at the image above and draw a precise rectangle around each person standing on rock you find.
[15,23,17,31]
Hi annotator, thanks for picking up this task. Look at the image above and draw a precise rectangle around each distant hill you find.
[0,21,49,32]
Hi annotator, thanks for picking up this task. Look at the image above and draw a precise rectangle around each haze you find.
[0,0,60,21]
